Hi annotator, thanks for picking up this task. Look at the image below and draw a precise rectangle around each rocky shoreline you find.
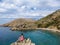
[1,24,60,33]
[11,27,60,33]
[1,24,60,34]
[36,28,60,32]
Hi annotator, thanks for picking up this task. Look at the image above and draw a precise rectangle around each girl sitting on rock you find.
[18,33,25,42]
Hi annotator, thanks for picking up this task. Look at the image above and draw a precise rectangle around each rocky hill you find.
[35,9,60,30]
[2,9,60,30]
[3,18,37,30]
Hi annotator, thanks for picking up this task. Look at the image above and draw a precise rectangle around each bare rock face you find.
[11,38,35,45]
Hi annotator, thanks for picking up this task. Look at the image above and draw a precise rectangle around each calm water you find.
[0,27,60,45]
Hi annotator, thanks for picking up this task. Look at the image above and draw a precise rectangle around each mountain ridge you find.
[2,18,37,30]
[36,9,60,30]
[2,9,60,30]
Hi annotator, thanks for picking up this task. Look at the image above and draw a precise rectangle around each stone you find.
[11,38,35,45]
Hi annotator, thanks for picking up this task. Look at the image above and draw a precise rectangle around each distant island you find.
[2,9,60,32]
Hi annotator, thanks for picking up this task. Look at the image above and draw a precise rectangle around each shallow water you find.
[0,27,60,45]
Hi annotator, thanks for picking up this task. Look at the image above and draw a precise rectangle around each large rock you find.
[11,38,35,45]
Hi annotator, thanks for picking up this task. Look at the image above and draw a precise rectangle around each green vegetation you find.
[36,9,60,30]
[2,9,60,30]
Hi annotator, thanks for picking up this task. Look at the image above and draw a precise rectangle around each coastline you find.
[0,25,60,33]
[10,27,60,33]
[36,28,60,35]
[36,28,60,33]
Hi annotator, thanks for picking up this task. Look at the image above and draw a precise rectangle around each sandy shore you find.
[36,28,60,33]
[11,27,60,33]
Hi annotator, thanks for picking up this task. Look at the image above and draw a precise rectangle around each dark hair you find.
[21,33,23,35]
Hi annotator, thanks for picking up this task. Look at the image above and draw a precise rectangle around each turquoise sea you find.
[0,27,60,45]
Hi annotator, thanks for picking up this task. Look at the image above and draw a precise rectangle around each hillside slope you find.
[36,10,60,30]
[2,9,60,30]
[3,18,37,30]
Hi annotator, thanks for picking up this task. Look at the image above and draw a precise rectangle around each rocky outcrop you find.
[11,38,35,45]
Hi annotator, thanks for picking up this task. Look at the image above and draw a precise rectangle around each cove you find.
[0,27,60,45]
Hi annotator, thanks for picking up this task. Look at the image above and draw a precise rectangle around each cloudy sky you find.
[0,0,60,19]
